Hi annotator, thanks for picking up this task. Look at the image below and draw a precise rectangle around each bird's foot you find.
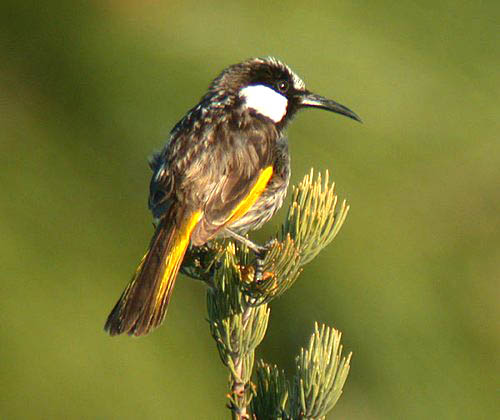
[253,239,279,282]
[224,229,273,282]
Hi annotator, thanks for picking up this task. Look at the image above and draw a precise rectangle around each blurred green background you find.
[1,0,498,418]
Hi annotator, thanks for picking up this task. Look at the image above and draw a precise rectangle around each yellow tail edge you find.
[105,210,203,336]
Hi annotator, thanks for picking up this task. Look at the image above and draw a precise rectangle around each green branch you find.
[182,170,353,419]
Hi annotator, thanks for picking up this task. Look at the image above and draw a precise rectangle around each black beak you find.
[299,91,362,123]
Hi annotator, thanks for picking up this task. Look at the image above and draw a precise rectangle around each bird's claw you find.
[254,243,271,282]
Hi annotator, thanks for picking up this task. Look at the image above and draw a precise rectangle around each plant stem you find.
[230,305,253,420]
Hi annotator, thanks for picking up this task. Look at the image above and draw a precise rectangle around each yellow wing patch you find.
[226,166,273,225]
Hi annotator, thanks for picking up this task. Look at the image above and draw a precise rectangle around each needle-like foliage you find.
[242,169,349,305]
[252,361,289,419]
[290,323,352,419]
[283,169,349,265]
[182,170,353,419]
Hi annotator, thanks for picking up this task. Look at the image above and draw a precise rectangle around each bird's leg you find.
[224,229,267,282]
[224,229,266,254]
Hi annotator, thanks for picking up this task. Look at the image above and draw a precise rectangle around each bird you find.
[104,57,361,337]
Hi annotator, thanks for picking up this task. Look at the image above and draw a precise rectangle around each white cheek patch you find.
[239,84,288,123]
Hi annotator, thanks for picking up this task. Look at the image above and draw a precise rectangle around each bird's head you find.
[207,57,361,127]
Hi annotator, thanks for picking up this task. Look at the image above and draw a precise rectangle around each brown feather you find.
[104,208,202,336]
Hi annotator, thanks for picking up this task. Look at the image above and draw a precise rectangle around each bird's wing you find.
[148,118,279,244]
[192,123,279,244]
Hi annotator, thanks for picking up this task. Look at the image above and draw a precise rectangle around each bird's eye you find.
[276,80,289,93]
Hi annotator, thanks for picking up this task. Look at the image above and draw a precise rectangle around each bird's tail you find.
[104,208,202,336]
